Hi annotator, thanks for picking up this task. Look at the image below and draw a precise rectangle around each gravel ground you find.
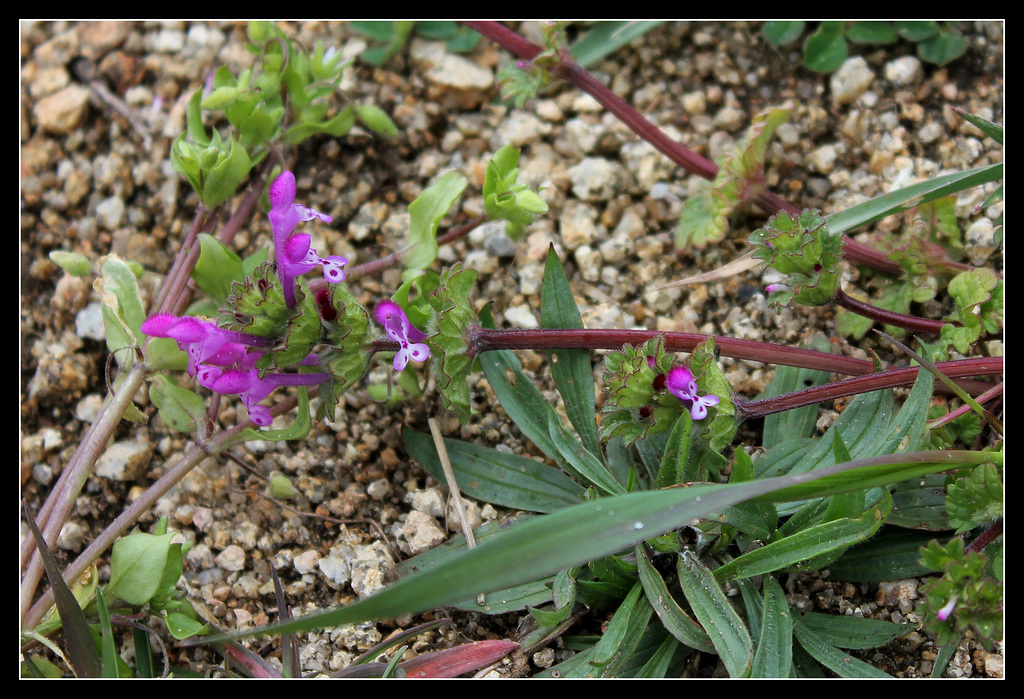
[21,21,1003,677]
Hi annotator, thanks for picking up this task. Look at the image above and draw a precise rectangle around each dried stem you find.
[461,21,905,276]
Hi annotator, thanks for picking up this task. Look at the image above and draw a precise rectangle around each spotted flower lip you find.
[666,365,720,421]
[374,300,430,372]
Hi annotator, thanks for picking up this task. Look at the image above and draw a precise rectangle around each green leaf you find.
[48,250,92,277]
[793,623,891,677]
[354,103,398,137]
[795,610,908,649]
[846,21,898,44]
[761,336,832,449]
[403,427,587,512]
[955,109,1003,145]
[803,22,849,73]
[826,164,1003,236]
[678,551,752,677]
[946,462,1003,534]
[635,544,715,653]
[570,21,664,67]
[762,21,805,47]
[750,577,793,677]
[95,254,146,370]
[148,374,207,433]
[541,247,601,458]
[426,264,478,422]
[404,171,467,271]
[105,530,177,607]
[895,21,939,41]
[564,581,652,677]
[191,234,244,303]
[827,528,948,582]
[713,492,891,582]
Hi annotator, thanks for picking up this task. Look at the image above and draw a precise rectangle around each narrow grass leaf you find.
[750,576,793,678]
[793,623,891,677]
[541,246,601,458]
[201,454,961,643]
[795,610,908,649]
[678,551,752,677]
[403,427,587,512]
[826,163,1002,236]
[635,544,715,652]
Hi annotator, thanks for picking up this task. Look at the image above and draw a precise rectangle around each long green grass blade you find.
[403,427,586,512]
[678,551,752,677]
[541,247,602,458]
[202,453,965,643]
[750,576,793,677]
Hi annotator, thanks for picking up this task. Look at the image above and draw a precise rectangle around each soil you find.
[21,21,1003,678]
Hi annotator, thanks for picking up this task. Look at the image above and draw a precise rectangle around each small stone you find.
[293,549,322,575]
[964,218,999,266]
[366,478,391,500]
[74,394,105,423]
[490,110,551,148]
[33,85,91,134]
[567,157,625,202]
[74,302,106,341]
[57,521,89,552]
[712,105,745,131]
[396,510,446,555]
[504,304,540,329]
[94,440,152,481]
[830,56,875,105]
[215,545,246,572]
[95,195,126,230]
[807,143,838,175]
[884,55,922,87]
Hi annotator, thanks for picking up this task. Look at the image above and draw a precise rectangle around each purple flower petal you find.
[319,255,348,283]
[666,366,696,401]
[140,314,182,338]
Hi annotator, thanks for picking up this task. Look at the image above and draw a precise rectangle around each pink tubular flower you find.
[212,366,330,427]
[141,314,272,378]
[268,170,344,307]
[666,365,720,421]
[374,300,429,372]
[936,596,957,622]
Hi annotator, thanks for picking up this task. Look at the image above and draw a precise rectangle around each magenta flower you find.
[142,313,329,427]
[937,596,958,622]
[141,314,272,378]
[374,300,429,372]
[268,170,344,307]
[211,366,330,427]
[666,365,720,421]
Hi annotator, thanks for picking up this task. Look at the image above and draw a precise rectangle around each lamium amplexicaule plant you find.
[22,21,1001,678]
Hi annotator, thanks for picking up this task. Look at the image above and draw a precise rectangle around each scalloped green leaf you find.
[426,263,478,422]
[404,171,467,271]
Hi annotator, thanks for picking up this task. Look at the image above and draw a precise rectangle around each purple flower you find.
[374,300,429,372]
[666,365,720,421]
[141,314,272,378]
[212,366,330,427]
[142,313,330,427]
[937,596,957,622]
[268,170,343,307]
